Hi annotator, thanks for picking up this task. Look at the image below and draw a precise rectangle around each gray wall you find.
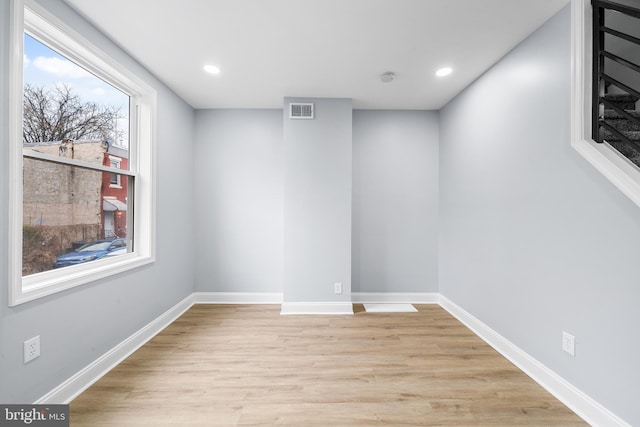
[0,0,196,403]
[352,110,439,293]
[439,6,640,425]
[193,108,440,298]
[194,109,283,293]
[283,98,352,303]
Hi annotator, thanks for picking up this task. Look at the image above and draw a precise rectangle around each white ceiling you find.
[65,0,569,110]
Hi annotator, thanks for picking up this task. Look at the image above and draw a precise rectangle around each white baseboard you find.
[438,295,630,427]
[193,291,283,304]
[35,294,195,404]
[352,292,439,304]
[280,302,354,315]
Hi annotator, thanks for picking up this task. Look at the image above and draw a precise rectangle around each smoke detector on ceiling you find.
[380,72,395,83]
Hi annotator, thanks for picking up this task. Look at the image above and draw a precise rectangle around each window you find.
[591,0,640,166]
[571,0,640,208]
[8,0,156,306]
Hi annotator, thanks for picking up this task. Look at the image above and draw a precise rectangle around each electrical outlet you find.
[562,331,575,356]
[24,335,40,363]
[334,283,343,294]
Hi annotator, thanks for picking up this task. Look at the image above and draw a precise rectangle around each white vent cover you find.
[289,103,314,119]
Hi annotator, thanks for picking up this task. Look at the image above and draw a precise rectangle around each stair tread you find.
[602,118,640,132]
[603,109,640,119]
[604,94,639,102]
[603,93,639,111]
[602,129,640,142]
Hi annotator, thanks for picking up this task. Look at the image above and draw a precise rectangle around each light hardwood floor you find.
[70,304,586,426]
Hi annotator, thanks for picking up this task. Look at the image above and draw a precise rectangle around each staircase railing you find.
[592,0,640,166]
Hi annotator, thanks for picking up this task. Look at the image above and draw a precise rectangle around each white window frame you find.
[571,0,640,208]
[8,0,156,306]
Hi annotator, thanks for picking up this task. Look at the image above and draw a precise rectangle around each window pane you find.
[22,33,130,168]
[22,158,130,276]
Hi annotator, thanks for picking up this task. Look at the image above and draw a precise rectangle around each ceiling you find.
[65,0,569,110]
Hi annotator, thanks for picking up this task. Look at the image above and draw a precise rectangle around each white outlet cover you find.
[334,283,343,294]
[562,331,575,356]
[24,335,41,363]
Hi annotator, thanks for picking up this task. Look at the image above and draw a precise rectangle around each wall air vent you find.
[289,103,314,119]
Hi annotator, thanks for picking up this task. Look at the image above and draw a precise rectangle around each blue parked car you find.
[53,238,127,268]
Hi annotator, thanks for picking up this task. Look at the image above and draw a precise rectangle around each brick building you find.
[101,144,128,238]
[23,139,128,241]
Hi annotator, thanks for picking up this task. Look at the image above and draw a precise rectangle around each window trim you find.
[571,0,640,208]
[8,0,157,306]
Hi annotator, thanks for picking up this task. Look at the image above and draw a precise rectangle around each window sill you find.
[11,253,155,306]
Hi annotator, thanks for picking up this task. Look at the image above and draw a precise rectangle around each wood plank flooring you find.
[70,304,586,426]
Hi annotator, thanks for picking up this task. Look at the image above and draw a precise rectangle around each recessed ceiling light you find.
[435,67,453,77]
[204,65,221,75]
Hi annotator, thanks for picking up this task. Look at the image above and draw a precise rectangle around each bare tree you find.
[23,84,125,145]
